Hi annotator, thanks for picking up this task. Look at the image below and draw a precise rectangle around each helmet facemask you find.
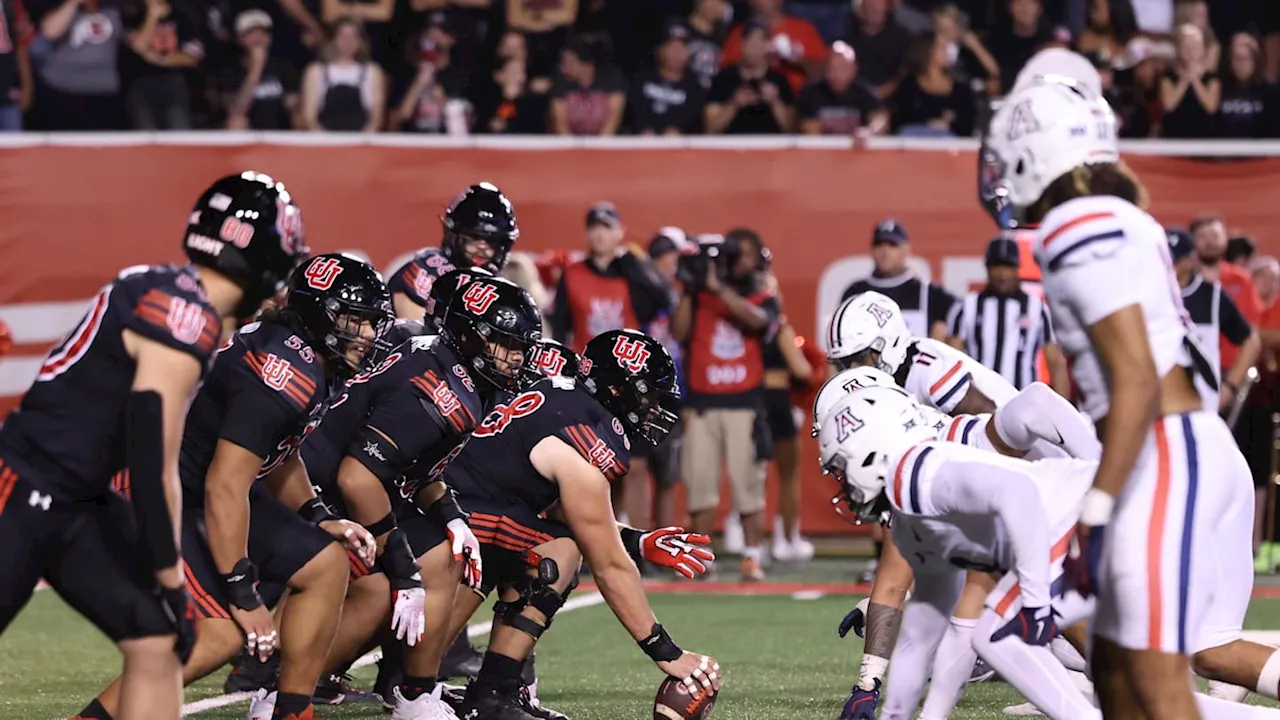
[324,301,395,379]
[447,315,538,392]
[589,374,679,448]
[823,449,891,526]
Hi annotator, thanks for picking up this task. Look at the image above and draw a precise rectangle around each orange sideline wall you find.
[0,146,1276,534]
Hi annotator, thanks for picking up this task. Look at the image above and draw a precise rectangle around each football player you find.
[0,172,303,720]
[817,389,1280,720]
[430,329,719,720]
[981,77,1255,720]
[291,274,541,720]
[824,294,1101,719]
[389,183,518,320]
[78,253,393,720]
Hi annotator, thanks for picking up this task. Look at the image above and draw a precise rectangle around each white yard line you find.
[181,592,604,716]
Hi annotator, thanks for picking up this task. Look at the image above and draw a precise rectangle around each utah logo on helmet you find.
[612,335,651,373]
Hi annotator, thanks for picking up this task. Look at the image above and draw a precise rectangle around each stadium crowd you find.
[3,0,1280,137]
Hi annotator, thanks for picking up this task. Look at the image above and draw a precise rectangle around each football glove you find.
[640,527,715,579]
[447,518,483,590]
[838,679,880,720]
[991,605,1060,646]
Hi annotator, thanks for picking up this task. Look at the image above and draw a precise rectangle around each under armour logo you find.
[364,441,386,462]
[28,490,51,511]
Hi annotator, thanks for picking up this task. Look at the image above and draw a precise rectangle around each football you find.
[653,676,717,719]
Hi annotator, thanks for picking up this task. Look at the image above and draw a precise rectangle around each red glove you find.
[640,527,715,579]
[0,318,12,358]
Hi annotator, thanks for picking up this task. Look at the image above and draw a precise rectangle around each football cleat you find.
[224,649,280,693]
[391,685,460,720]
[461,684,541,720]
[441,635,485,680]
[313,672,379,705]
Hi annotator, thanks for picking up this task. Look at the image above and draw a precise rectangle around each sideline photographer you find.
[671,228,779,581]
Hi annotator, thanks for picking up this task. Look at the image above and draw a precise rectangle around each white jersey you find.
[886,441,1093,610]
[898,338,1018,414]
[1034,195,1197,421]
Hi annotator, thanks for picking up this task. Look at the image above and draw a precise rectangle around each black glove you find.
[157,585,197,664]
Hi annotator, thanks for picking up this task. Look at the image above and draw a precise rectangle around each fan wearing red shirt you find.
[720,0,827,93]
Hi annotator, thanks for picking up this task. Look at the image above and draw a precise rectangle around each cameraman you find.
[671,228,779,581]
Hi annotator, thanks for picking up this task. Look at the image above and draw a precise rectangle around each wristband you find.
[223,558,264,611]
[1079,488,1116,527]
[639,623,683,662]
[619,527,644,565]
[383,527,424,591]
[299,496,338,525]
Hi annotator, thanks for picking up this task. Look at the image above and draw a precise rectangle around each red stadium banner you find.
[0,144,1276,534]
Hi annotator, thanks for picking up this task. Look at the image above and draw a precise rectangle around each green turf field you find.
[5,576,1280,719]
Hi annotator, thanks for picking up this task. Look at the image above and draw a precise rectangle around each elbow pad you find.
[127,390,178,570]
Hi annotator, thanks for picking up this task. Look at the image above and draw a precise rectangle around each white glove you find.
[391,583,426,646]
[446,518,483,590]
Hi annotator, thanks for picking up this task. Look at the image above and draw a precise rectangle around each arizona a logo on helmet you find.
[835,407,865,442]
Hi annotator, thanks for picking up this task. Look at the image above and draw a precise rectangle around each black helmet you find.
[441,182,518,273]
[425,266,494,332]
[522,338,581,387]
[283,253,394,380]
[581,329,680,447]
[439,276,541,391]
[185,172,309,318]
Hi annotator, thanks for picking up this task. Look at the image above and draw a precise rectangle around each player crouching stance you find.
[430,329,720,720]
[79,253,393,720]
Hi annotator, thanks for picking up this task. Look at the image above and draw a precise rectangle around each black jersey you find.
[441,376,631,516]
[300,335,490,509]
[0,265,221,501]
[387,248,457,308]
[178,320,336,506]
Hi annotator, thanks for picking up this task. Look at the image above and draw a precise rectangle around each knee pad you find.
[492,557,568,640]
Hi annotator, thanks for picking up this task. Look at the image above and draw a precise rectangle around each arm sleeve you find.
[1218,290,1253,346]
[924,454,1054,608]
[879,569,964,720]
[548,274,571,344]
[928,284,958,329]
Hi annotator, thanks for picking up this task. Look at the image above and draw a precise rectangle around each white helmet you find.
[826,291,911,374]
[982,77,1119,225]
[1012,48,1103,97]
[817,387,935,523]
[810,367,902,437]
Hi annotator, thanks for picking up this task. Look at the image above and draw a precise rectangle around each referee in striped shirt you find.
[946,237,1071,394]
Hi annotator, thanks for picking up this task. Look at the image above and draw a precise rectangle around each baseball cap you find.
[586,201,621,229]
[984,237,1021,267]
[872,219,908,245]
[1167,228,1194,262]
[235,9,273,35]
[662,18,690,44]
[648,227,687,258]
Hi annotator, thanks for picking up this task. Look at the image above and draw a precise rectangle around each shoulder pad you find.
[237,323,326,410]
[119,265,222,359]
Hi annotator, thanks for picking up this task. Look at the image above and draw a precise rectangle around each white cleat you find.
[391,685,459,720]
[246,689,276,720]
[1003,702,1047,717]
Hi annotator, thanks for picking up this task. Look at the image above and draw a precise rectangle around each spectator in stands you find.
[0,0,33,131]
[841,219,956,340]
[411,0,494,99]
[507,0,577,93]
[686,0,728,90]
[722,0,826,94]
[389,13,465,133]
[894,30,975,136]
[706,17,794,133]
[301,19,385,132]
[672,228,778,581]
[550,33,626,135]
[842,0,910,98]
[1160,22,1220,138]
[219,10,299,130]
[473,53,546,134]
[1074,0,1137,63]
[931,3,999,95]
[1175,0,1218,71]
[1112,36,1169,137]
[1219,33,1269,139]
[27,0,124,130]
[630,20,705,135]
[320,0,392,66]
[120,0,202,130]
[796,40,888,137]
[988,0,1052,94]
